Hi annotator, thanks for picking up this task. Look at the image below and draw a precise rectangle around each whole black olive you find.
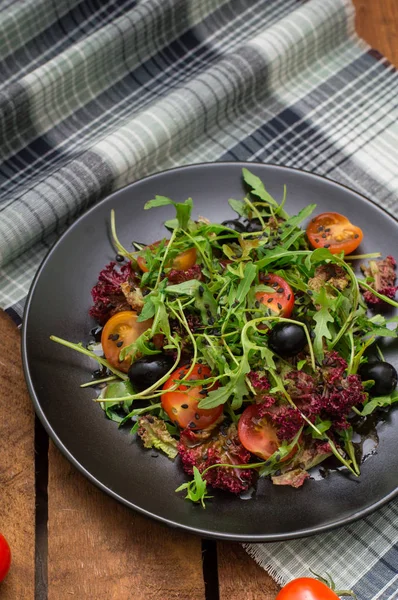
[220,220,246,245]
[358,361,398,396]
[244,219,263,233]
[128,354,175,392]
[268,323,307,357]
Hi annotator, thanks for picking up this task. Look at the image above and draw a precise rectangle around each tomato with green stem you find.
[276,576,356,599]
[162,364,222,430]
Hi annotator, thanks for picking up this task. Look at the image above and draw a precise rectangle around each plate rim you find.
[21,161,398,541]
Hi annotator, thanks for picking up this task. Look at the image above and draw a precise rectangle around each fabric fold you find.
[1,0,357,270]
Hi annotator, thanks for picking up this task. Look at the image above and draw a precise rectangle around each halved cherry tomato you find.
[101,311,153,373]
[306,212,363,255]
[276,577,340,600]
[137,240,197,273]
[238,404,299,461]
[238,404,281,460]
[162,364,222,430]
[255,274,294,317]
[171,247,197,271]
[0,533,11,582]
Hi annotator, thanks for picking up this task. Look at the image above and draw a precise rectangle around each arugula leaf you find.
[175,198,193,230]
[138,295,156,321]
[242,168,290,219]
[144,196,193,230]
[175,466,211,507]
[235,263,257,305]
[282,204,316,230]
[258,428,303,476]
[165,280,202,296]
[357,390,398,416]
[228,198,247,217]
[120,329,160,361]
[242,169,278,207]
[312,287,335,360]
[198,367,250,410]
[307,418,332,439]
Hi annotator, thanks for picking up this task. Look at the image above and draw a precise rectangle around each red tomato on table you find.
[276,577,340,599]
[0,533,11,582]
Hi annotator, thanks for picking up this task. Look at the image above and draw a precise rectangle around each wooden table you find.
[1,3,396,598]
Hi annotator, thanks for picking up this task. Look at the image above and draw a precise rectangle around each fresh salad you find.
[52,169,398,506]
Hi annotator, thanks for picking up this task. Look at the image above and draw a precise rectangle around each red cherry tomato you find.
[306,212,363,255]
[0,533,11,582]
[162,364,222,430]
[276,577,340,600]
[137,241,197,273]
[238,404,281,460]
[255,274,294,318]
[101,311,153,373]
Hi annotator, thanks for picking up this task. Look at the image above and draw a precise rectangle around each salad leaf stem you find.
[328,256,360,349]
[122,403,162,420]
[110,209,134,260]
[244,196,266,229]
[344,252,381,260]
[357,280,398,308]
[80,375,118,388]
[50,336,128,380]
[97,341,182,402]
[154,229,177,290]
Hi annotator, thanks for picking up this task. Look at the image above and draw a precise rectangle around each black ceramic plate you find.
[22,163,398,541]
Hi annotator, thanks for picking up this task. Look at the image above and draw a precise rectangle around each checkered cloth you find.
[1,0,397,596]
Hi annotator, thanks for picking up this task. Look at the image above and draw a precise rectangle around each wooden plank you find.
[0,311,35,599]
[218,543,280,600]
[48,442,205,600]
[353,0,398,66]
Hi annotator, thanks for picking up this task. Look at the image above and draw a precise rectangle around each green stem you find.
[50,336,128,380]
[358,279,398,308]
[80,375,118,388]
[110,209,134,260]
[345,440,360,476]
[183,230,214,276]
[123,403,162,420]
[329,256,360,349]
[344,252,380,261]
[96,342,182,402]
[347,331,355,374]
[244,196,266,229]
[154,229,177,290]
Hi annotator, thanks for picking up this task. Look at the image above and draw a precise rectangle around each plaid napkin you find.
[1,0,397,596]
